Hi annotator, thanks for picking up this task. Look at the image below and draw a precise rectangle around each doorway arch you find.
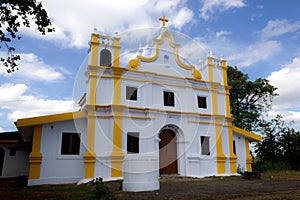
[159,129,178,174]
[0,147,5,176]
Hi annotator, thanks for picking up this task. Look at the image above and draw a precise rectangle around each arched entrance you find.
[159,129,178,174]
[0,147,4,176]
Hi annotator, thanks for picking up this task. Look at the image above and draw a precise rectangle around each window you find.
[127,132,139,154]
[61,133,80,155]
[164,91,174,107]
[126,86,138,101]
[198,96,207,109]
[201,136,210,156]
[100,49,112,66]
[233,140,236,155]
[164,55,169,64]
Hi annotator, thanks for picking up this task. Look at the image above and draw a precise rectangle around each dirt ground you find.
[1,173,300,200]
[113,175,300,199]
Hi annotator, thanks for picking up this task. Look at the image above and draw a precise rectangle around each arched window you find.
[100,49,112,66]
[164,55,169,64]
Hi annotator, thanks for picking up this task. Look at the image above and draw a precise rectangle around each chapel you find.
[0,17,261,187]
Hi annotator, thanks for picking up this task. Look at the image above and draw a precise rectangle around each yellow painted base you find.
[216,154,226,174]
[246,160,252,172]
[84,151,96,178]
[28,154,42,179]
[229,156,237,173]
[110,152,124,177]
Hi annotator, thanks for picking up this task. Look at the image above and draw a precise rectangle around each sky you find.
[1,0,300,132]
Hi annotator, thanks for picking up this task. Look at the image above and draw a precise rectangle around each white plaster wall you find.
[217,92,227,116]
[94,117,114,179]
[96,77,114,105]
[233,134,247,172]
[0,144,29,177]
[37,119,86,185]
[213,67,224,84]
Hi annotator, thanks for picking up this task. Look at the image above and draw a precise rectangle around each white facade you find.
[11,27,261,187]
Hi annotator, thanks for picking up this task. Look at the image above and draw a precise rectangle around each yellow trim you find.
[128,29,202,80]
[110,68,125,177]
[208,57,213,82]
[17,111,87,127]
[212,87,219,115]
[28,126,43,180]
[232,126,261,141]
[84,103,97,178]
[245,138,252,171]
[227,122,237,173]
[222,60,228,86]
[93,104,231,119]
[113,37,121,67]
[215,118,226,174]
[91,33,99,66]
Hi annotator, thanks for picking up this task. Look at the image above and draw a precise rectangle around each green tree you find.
[0,0,54,73]
[227,66,278,131]
[255,115,300,171]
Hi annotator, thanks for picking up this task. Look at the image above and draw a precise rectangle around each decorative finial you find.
[159,16,169,27]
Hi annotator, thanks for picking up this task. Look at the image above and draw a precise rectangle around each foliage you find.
[227,66,278,131]
[90,177,112,200]
[254,115,300,171]
[0,0,54,72]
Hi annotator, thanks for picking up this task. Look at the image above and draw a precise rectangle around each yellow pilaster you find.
[110,67,125,177]
[208,57,213,82]
[113,38,121,67]
[84,34,99,178]
[212,86,218,115]
[228,120,237,173]
[215,117,226,174]
[84,109,96,178]
[28,126,43,180]
[221,60,228,86]
[245,138,252,171]
[91,33,99,66]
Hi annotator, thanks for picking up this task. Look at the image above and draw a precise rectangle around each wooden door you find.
[159,129,178,174]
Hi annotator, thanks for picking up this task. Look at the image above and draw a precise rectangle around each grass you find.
[261,170,300,180]
[1,171,299,200]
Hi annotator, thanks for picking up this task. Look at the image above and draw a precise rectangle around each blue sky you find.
[1,0,300,131]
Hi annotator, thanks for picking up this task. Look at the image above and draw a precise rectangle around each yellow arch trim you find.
[128,29,202,80]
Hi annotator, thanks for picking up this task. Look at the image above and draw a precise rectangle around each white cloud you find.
[215,30,231,38]
[261,19,300,39]
[267,57,300,130]
[199,0,246,20]
[0,52,64,82]
[171,7,194,29]
[228,40,281,67]
[20,0,194,49]
[268,57,300,108]
[0,83,74,122]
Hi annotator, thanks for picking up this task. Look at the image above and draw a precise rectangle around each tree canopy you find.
[254,115,300,171]
[0,0,54,72]
[227,66,278,132]
[227,66,299,171]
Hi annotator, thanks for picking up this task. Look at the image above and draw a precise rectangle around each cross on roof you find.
[159,16,169,27]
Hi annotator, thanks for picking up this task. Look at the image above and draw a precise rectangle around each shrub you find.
[90,177,112,200]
